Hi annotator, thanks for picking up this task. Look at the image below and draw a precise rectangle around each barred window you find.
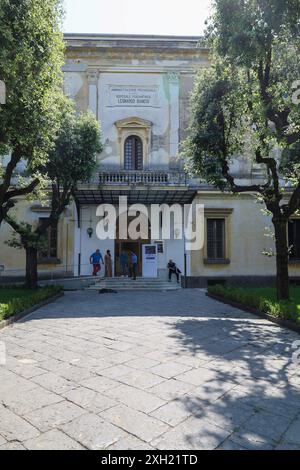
[207,218,225,260]
[124,135,143,170]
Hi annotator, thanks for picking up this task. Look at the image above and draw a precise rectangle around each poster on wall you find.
[154,241,164,254]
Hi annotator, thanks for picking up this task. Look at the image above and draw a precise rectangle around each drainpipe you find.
[183,211,187,289]
[78,205,82,277]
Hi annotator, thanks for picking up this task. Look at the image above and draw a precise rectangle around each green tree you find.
[184,0,300,300]
[5,98,103,289]
[0,0,65,226]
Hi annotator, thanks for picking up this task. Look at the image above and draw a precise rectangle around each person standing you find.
[131,251,138,280]
[90,249,104,276]
[105,250,113,277]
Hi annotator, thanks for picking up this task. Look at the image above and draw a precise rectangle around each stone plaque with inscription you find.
[106,85,160,108]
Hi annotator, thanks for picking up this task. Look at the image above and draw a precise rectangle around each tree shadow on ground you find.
[14,291,300,450]
[168,317,300,450]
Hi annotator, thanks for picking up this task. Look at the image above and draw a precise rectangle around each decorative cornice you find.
[204,208,234,216]
[115,117,152,130]
[64,33,204,42]
[64,33,208,53]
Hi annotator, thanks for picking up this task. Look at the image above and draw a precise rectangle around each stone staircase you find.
[86,277,181,292]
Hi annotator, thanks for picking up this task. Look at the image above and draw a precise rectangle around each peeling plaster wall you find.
[63,41,210,171]
[98,72,171,168]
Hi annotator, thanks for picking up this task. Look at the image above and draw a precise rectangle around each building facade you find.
[0,34,299,286]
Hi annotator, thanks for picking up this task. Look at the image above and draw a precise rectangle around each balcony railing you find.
[98,170,187,186]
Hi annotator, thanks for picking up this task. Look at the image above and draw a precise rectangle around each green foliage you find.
[205,0,300,152]
[280,141,300,183]
[184,0,300,188]
[5,218,47,250]
[0,0,65,160]
[208,0,300,67]
[4,97,102,256]
[208,285,300,323]
[44,96,103,186]
[0,285,63,320]
[0,0,65,227]
[183,0,300,301]
[182,61,252,190]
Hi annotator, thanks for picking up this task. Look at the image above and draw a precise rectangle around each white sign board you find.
[142,244,158,278]
[106,85,160,108]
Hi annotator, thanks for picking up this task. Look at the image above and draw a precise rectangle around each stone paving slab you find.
[0,441,26,450]
[24,400,86,433]
[61,413,127,450]
[0,386,63,416]
[151,415,231,450]
[0,289,300,450]
[0,405,40,442]
[24,429,84,450]
[107,383,166,413]
[100,404,170,442]
[62,387,117,414]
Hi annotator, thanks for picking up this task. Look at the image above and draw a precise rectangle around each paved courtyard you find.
[0,289,300,450]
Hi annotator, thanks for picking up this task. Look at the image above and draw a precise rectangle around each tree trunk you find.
[25,246,38,289]
[273,218,289,300]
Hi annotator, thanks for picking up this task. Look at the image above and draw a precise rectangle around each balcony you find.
[98,170,187,186]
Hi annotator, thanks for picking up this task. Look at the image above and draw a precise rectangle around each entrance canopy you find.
[74,188,197,205]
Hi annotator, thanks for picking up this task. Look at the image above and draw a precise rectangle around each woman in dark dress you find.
[105,250,113,277]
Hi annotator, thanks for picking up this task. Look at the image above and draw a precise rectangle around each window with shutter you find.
[124,135,143,170]
[288,219,300,260]
[207,219,225,260]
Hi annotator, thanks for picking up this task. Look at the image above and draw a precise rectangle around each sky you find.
[63,0,213,36]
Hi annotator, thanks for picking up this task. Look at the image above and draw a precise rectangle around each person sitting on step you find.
[167,259,181,283]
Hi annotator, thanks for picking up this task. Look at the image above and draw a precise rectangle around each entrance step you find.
[86,277,181,291]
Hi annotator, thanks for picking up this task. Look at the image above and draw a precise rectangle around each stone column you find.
[167,72,180,163]
[87,69,99,118]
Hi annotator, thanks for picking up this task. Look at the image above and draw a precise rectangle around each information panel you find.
[142,244,158,278]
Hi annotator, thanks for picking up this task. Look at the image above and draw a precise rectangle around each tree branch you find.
[0,147,23,203]
[220,158,265,193]
[4,178,40,202]
[36,184,72,236]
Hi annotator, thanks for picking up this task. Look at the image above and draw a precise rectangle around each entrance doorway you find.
[115,241,143,277]
[115,214,150,277]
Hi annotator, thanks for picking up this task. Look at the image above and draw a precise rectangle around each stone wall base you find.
[182,276,300,288]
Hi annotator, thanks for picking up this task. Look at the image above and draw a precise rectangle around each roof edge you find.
[64,33,204,42]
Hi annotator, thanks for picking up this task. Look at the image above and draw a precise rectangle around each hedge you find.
[0,286,63,321]
[208,285,300,324]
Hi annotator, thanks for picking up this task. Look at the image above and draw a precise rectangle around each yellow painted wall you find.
[0,198,76,277]
[190,192,286,278]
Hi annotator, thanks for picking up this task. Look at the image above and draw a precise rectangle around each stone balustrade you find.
[98,170,187,186]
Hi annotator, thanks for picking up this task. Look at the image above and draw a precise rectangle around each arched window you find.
[124,135,143,170]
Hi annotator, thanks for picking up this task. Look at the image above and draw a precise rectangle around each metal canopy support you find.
[73,189,197,206]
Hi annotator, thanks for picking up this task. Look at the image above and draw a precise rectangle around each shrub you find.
[0,286,63,320]
[208,285,300,324]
